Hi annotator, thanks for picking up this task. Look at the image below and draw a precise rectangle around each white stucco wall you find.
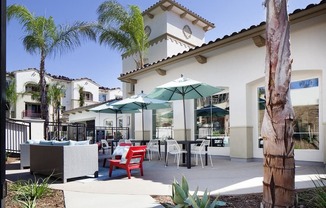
[71,79,99,108]
[59,80,72,111]
[166,11,205,45]
[125,12,326,163]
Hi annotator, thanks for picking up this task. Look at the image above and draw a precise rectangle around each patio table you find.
[164,140,208,169]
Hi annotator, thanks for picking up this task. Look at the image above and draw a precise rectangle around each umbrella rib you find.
[187,85,204,97]
[166,88,179,100]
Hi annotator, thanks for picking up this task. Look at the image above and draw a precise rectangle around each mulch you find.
[152,188,320,208]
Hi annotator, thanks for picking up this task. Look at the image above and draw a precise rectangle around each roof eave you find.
[119,1,326,83]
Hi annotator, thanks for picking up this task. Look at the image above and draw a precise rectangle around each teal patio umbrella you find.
[196,105,229,117]
[148,75,224,141]
[90,101,139,139]
[112,91,170,140]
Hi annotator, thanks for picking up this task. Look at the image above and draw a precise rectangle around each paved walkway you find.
[6,155,326,208]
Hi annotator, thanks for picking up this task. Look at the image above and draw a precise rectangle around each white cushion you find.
[69,140,89,146]
[113,146,130,156]
[119,147,141,164]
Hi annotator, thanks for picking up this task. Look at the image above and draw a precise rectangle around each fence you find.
[48,122,86,141]
[95,126,129,142]
[5,118,31,153]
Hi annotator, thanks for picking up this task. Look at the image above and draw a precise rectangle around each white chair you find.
[165,139,187,168]
[100,139,110,154]
[147,139,161,160]
[191,139,213,168]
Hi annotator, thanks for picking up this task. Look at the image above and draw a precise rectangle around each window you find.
[153,107,174,139]
[24,103,41,118]
[118,119,123,127]
[99,94,106,102]
[83,91,93,101]
[196,92,230,139]
[105,120,113,127]
[25,83,39,93]
[258,78,319,149]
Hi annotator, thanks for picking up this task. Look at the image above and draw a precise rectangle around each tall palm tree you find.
[261,0,295,207]
[97,0,149,68]
[78,85,85,107]
[48,82,65,138]
[7,4,96,138]
[5,78,18,118]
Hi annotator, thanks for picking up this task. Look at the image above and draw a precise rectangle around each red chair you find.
[109,145,147,179]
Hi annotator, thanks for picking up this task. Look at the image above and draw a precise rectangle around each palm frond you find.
[99,28,131,53]
[96,1,149,67]
[97,0,128,26]
[49,21,97,57]
[7,4,34,24]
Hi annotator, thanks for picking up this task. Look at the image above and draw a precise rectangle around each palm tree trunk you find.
[39,51,49,139]
[261,0,295,207]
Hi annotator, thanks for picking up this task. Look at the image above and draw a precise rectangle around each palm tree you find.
[48,82,65,137]
[97,0,149,68]
[78,85,85,107]
[5,78,18,118]
[7,4,96,138]
[261,0,295,207]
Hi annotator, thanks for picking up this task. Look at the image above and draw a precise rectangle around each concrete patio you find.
[6,153,326,208]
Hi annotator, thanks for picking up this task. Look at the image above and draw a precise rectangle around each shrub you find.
[165,176,225,208]
[9,175,52,208]
[311,176,326,208]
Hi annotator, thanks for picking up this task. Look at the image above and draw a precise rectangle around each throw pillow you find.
[39,140,53,145]
[52,141,70,146]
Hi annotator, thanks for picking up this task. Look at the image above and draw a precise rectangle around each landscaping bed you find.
[153,188,321,208]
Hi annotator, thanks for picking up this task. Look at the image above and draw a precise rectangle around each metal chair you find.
[100,139,110,154]
[165,139,187,168]
[146,139,161,160]
[191,139,213,168]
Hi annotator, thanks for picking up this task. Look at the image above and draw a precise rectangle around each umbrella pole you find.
[211,96,213,138]
[142,107,144,141]
[183,96,187,141]
[115,112,118,139]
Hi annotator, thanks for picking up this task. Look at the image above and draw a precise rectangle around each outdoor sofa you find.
[28,140,98,183]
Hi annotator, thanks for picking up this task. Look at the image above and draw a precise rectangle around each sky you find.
[6,0,322,88]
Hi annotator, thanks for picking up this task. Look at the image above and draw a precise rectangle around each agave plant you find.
[168,176,225,208]
[171,176,189,207]
[187,188,221,208]
[311,176,326,208]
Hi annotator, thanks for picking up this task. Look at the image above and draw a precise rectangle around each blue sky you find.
[7,0,321,88]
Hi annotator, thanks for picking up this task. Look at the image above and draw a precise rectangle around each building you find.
[119,0,326,164]
[6,68,122,140]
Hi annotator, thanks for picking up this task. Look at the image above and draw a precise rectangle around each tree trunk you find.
[39,51,49,139]
[262,0,295,207]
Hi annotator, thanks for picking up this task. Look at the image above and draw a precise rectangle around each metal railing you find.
[21,110,41,119]
[95,126,129,142]
[5,118,31,153]
[48,122,87,141]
